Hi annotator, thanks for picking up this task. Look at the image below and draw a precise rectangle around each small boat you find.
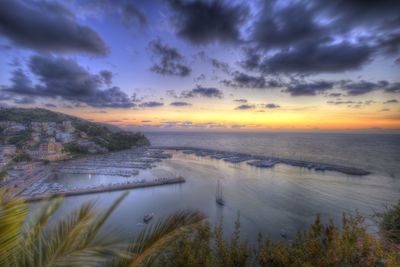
[280,229,288,239]
[143,213,154,223]
[216,180,225,206]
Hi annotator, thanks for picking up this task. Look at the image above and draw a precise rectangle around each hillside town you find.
[0,119,108,181]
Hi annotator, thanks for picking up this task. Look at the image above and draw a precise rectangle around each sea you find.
[46,132,400,242]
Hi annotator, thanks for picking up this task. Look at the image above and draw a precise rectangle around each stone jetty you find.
[25,176,185,202]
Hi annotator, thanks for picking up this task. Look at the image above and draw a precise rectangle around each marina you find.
[25,176,185,202]
[156,146,371,176]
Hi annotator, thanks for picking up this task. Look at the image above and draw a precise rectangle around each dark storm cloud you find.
[242,0,400,75]
[170,101,192,107]
[327,100,359,105]
[14,97,35,105]
[377,33,400,55]
[251,1,326,50]
[148,39,191,77]
[285,81,335,96]
[210,59,230,73]
[78,0,147,28]
[2,55,134,108]
[121,2,147,27]
[167,0,248,44]
[222,71,282,89]
[340,80,388,96]
[139,101,164,108]
[317,0,400,30]
[246,43,373,74]
[44,103,57,108]
[385,82,400,93]
[0,0,108,55]
[234,99,248,103]
[234,104,254,110]
[181,86,223,98]
[384,99,399,104]
[283,79,400,96]
[99,70,113,86]
[327,93,342,97]
[264,103,280,109]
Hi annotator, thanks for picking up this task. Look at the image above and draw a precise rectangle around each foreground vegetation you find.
[0,190,399,267]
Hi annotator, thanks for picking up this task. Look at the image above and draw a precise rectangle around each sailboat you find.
[216,180,225,206]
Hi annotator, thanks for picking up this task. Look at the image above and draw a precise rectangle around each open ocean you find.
[146,132,400,179]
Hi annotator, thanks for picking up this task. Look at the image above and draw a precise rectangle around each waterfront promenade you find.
[25,176,185,202]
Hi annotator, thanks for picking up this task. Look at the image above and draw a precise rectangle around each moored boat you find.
[143,213,154,223]
[216,180,225,206]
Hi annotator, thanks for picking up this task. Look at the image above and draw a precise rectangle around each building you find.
[55,132,73,143]
[0,145,16,169]
[0,145,17,156]
[31,132,40,142]
[62,121,75,133]
[39,142,62,153]
[4,124,26,135]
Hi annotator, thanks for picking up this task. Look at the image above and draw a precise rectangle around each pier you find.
[154,146,371,176]
[25,177,186,202]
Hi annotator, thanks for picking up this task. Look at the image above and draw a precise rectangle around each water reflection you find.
[46,151,400,243]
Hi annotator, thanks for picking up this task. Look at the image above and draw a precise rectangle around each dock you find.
[25,177,186,202]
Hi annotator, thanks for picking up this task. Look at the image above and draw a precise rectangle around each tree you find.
[0,190,206,267]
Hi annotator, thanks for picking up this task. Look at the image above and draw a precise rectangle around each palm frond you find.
[24,196,63,246]
[107,210,206,267]
[18,192,129,267]
[0,189,28,266]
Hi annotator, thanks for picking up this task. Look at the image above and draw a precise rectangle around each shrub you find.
[379,201,400,244]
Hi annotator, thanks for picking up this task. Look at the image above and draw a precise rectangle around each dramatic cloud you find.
[251,1,325,50]
[234,99,248,103]
[327,93,342,97]
[384,99,399,104]
[246,43,372,74]
[181,86,223,98]
[139,101,164,108]
[14,97,35,105]
[44,103,57,108]
[327,100,361,105]
[170,101,192,107]
[264,103,280,109]
[167,0,248,44]
[385,82,400,93]
[0,0,108,55]
[235,104,254,110]
[77,0,147,28]
[99,70,113,86]
[241,0,400,75]
[120,2,147,27]
[222,71,281,89]
[2,55,134,108]
[340,80,388,96]
[148,39,191,77]
[285,80,335,96]
[210,59,230,73]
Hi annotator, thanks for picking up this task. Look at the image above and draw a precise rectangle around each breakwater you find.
[25,177,185,202]
[153,146,371,176]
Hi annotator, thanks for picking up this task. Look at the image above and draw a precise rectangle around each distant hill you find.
[0,107,150,151]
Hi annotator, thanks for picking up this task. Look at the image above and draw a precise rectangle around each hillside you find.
[0,107,150,152]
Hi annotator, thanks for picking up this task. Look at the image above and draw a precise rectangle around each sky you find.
[0,0,399,132]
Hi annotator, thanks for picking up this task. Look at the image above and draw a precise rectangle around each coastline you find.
[153,146,371,176]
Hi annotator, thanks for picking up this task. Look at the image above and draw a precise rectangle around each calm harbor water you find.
[45,132,400,242]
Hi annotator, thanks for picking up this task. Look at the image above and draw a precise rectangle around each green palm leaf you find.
[0,189,28,266]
